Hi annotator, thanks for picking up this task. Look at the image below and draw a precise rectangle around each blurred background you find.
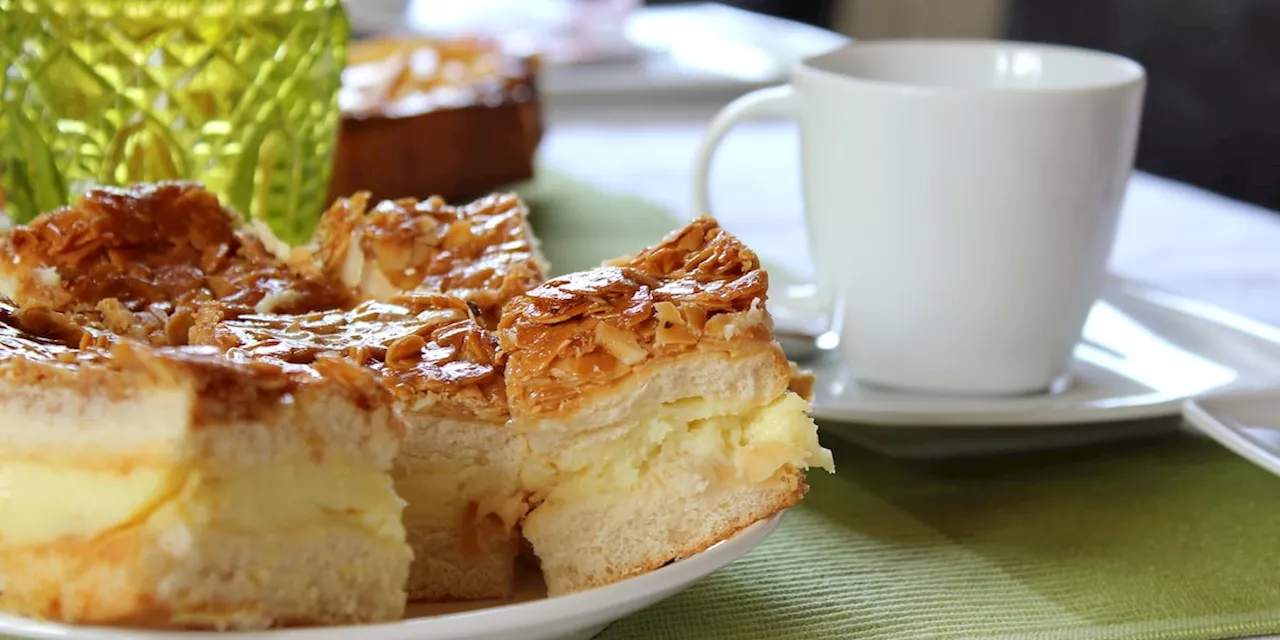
[734,0,1280,212]
[349,0,1279,212]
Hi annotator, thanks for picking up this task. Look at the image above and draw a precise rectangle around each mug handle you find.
[690,85,838,356]
[691,85,795,217]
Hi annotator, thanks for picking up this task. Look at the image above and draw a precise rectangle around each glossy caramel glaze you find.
[0,183,351,346]
[308,192,545,326]
[0,297,101,368]
[0,297,391,422]
[498,218,775,416]
[193,293,508,421]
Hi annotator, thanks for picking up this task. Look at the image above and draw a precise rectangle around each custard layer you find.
[527,391,834,505]
[0,459,405,546]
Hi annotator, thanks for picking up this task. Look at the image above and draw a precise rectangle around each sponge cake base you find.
[395,415,527,601]
[522,468,805,596]
[1,525,409,629]
[404,521,518,601]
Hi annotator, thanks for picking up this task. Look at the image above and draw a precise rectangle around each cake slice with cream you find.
[0,183,546,604]
[0,298,410,629]
[193,293,528,601]
[0,182,832,612]
[500,217,834,595]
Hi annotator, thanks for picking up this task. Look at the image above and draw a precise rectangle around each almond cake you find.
[0,182,832,628]
[0,298,410,629]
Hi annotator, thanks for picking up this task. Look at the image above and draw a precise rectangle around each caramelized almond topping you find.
[194,294,509,421]
[308,192,546,326]
[0,297,392,421]
[0,182,351,346]
[386,334,427,369]
[498,218,775,415]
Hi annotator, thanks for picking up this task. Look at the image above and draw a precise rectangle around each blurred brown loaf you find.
[330,37,543,205]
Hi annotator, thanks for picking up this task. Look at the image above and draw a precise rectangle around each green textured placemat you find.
[602,435,1280,640]
[520,170,1280,640]
[517,171,683,275]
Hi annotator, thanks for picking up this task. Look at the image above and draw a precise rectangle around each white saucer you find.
[1184,388,1280,479]
[0,515,781,640]
[806,277,1280,428]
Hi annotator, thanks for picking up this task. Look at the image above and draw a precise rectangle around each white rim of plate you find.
[1183,392,1280,478]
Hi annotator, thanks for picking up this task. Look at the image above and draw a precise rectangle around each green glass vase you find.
[0,0,350,244]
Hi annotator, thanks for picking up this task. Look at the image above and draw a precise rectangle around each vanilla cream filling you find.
[527,392,834,505]
[0,462,174,545]
[394,464,526,533]
[0,459,405,546]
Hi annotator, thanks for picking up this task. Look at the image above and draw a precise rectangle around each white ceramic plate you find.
[0,514,781,640]
[1184,388,1280,479]
[805,277,1280,428]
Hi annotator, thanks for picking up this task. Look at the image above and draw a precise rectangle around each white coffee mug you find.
[693,40,1145,396]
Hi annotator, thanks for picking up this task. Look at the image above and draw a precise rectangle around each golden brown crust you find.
[0,184,536,424]
[0,297,105,369]
[193,294,508,421]
[0,297,391,422]
[332,37,542,205]
[0,183,350,346]
[308,192,545,325]
[498,218,775,416]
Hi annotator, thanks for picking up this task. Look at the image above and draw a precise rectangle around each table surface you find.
[539,102,1280,329]
[539,99,1280,640]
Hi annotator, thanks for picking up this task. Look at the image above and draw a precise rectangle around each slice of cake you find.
[193,293,528,601]
[1,182,832,612]
[0,298,410,629]
[305,191,546,323]
[333,36,542,205]
[0,182,349,346]
[1,183,545,604]
[500,218,834,595]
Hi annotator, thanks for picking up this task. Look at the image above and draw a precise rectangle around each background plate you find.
[808,278,1280,428]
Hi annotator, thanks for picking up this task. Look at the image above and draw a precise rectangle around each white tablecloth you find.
[540,104,1280,327]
